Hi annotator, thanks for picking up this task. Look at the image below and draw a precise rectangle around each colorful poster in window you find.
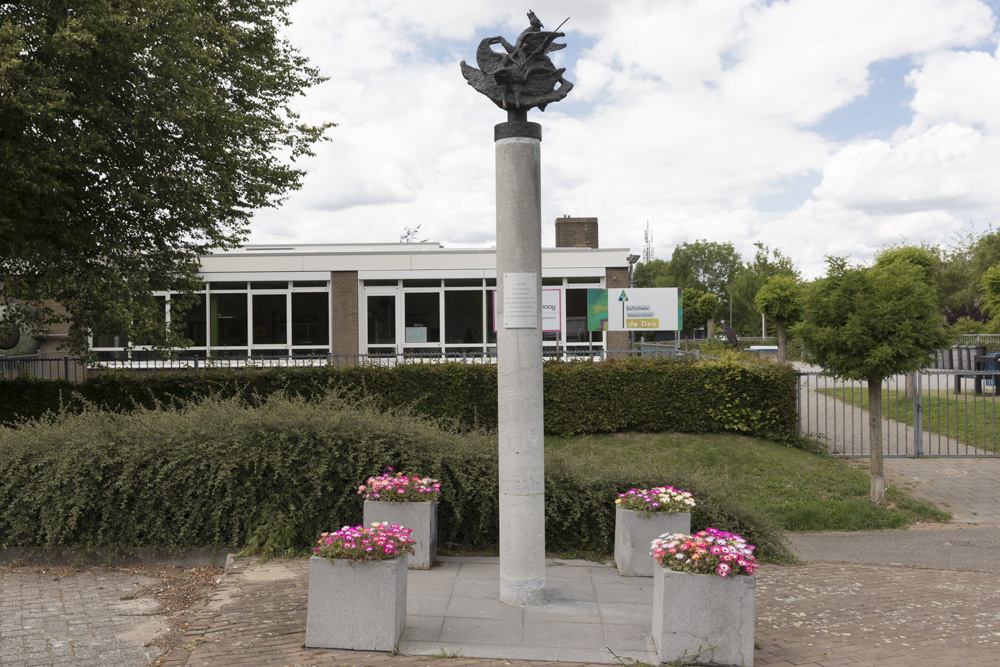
[605,288,681,331]
[587,289,608,331]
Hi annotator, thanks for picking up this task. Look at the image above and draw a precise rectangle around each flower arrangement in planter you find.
[649,528,757,667]
[613,486,695,577]
[306,522,416,651]
[357,466,442,502]
[314,522,416,563]
[650,528,756,577]
[361,467,441,569]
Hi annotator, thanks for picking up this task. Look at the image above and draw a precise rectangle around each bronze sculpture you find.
[460,11,574,121]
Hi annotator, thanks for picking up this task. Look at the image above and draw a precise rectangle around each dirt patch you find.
[116,564,223,653]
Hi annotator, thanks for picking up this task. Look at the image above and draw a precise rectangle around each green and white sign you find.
[605,288,681,331]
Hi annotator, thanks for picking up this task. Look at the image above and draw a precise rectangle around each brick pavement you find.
[155,556,1000,667]
[0,568,165,667]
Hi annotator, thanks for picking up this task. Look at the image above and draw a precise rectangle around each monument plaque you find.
[503,273,538,328]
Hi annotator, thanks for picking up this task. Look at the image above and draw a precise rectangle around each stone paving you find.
[152,554,1000,667]
[0,568,166,667]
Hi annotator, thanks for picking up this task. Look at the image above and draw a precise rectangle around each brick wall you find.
[605,267,629,354]
[329,271,359,359]
[555,217,599,249]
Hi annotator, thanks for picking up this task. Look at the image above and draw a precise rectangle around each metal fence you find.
[0,343,696,381]
[954,334,1000,354]
[797,369,1000,458]
[0,354,86,382]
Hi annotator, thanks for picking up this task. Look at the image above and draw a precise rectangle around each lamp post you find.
[627,254,640,349]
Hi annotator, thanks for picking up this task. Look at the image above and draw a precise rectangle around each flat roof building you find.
[87,217,631,361]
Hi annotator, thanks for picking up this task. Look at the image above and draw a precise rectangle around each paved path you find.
[149,550,1000,667]
[0,568,165,667]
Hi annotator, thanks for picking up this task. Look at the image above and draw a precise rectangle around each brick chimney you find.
[555,216,598,249]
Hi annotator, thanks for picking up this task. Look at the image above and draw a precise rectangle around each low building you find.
[88,216,631,361]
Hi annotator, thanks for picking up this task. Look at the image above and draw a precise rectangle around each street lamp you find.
[627,254,640,287]
[626,254,641,350]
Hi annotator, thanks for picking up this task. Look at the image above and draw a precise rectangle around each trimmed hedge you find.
[0,393,794,563]
[0,356,797,442]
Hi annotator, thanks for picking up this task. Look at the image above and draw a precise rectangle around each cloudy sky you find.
[249,0,1000,279]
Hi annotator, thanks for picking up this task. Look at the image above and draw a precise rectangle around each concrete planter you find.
[652,565,756,666]
[305,554,408,651]
[614,507,690,577]
[364,499,437,569]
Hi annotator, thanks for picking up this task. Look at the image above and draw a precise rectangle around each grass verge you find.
[819,387,1000,453]
[545,431,950,532]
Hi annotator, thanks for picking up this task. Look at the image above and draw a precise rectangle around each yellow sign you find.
[626,318,660,329]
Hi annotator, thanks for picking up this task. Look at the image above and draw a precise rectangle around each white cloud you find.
[813,124,1000,214]
[249,0,1000,283]
[908,46,1000,130]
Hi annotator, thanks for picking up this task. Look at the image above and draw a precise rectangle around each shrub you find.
[0,391,794,563]
[1,356,798,442]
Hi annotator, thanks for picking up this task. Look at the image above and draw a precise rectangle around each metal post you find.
[914,372,923,457]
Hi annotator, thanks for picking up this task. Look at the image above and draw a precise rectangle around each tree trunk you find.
[905,373,915,400]
[868,377,886,505]
[707,317,714,339]
[776,320,787,364]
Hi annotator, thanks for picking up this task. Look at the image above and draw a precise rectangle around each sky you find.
[248,0,1000,280]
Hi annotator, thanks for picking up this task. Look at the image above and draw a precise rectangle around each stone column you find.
[494,120,545,605]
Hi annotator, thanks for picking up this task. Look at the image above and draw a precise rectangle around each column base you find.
[500,576,546,605]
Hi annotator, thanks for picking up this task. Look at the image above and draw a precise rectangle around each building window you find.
[210,293,248,347]
[253,294,287,345]
[89,279,331,361]
[367,295,395,345]
[444,290,484,344]
[292,293,328,345]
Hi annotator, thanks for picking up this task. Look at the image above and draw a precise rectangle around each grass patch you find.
[819,387,1000,452]
[545,431,950,532]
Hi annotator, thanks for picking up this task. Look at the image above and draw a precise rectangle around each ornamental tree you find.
[754,275,801,363]
[694,292,719,338]
[795,252,950,504]
[0,0,332,354]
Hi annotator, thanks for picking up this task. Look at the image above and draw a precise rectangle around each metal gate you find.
[797,369,1000,457]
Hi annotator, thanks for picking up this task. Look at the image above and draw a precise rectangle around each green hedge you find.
[0,393,793,563]
[0,357,797,442]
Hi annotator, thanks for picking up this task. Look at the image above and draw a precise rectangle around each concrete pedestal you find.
[652,566,756,666]
[305,555,408,651]
[363,500,437,569]
[614,507,691,577]
[495,121,546,605]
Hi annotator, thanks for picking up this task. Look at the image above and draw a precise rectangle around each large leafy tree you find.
[632,258,668,288]
[654,240,741,298]
[729,242,798,335]
[0,0,331,353]
[796,249,950,504]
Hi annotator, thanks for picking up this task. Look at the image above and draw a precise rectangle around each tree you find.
[754,275,800,363]
[795,252,950,504]
[654,240,740,297]
[694,292,719,338]
[632,259,668,288]
[0,0,332,353]
[981,264,1000,321]
[400,225,427,243]
[679,287,706,336]
[729,242,798,335]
